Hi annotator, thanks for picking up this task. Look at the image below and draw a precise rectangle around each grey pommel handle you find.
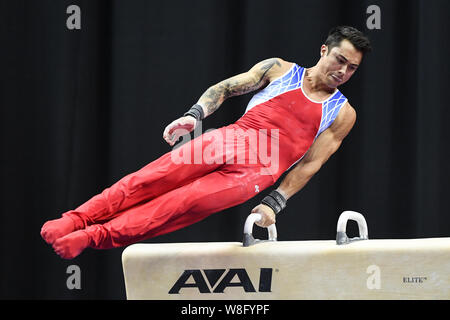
[242,213,277,247]
[336,211,369,245]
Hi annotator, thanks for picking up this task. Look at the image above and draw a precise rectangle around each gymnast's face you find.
[319,39,363,88]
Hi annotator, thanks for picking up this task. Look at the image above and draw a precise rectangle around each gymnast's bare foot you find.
[41,216,79,245]
[52,230,90,259]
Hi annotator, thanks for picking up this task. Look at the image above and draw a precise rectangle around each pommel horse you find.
[122,211,450,299]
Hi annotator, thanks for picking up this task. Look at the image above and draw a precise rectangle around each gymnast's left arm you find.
[163,58,283,146]
[254,102,357,227]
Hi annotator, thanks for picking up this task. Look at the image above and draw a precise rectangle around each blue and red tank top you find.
[235,63,348,180]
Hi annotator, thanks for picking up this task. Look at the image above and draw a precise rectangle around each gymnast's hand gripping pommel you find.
[251,189,288,228]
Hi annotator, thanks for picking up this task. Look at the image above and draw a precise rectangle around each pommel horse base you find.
[122,211,450,300]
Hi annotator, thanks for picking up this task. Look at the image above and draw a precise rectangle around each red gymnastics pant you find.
[62,124,276,249]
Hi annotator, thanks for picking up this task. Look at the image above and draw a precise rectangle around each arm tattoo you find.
[198,58,281,117]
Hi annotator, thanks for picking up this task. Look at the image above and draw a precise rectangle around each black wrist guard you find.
[183,104,205,121]
[261,190,287,215]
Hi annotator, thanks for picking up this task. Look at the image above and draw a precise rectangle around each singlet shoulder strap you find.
[316,90,348,137]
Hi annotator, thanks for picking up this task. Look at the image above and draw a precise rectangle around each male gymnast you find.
[41,26,371,259]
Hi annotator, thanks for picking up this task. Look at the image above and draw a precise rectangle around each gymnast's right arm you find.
[253,103,357,227]
[163,58,284,146]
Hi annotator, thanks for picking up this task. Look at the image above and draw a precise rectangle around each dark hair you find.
[325,26,372,55]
